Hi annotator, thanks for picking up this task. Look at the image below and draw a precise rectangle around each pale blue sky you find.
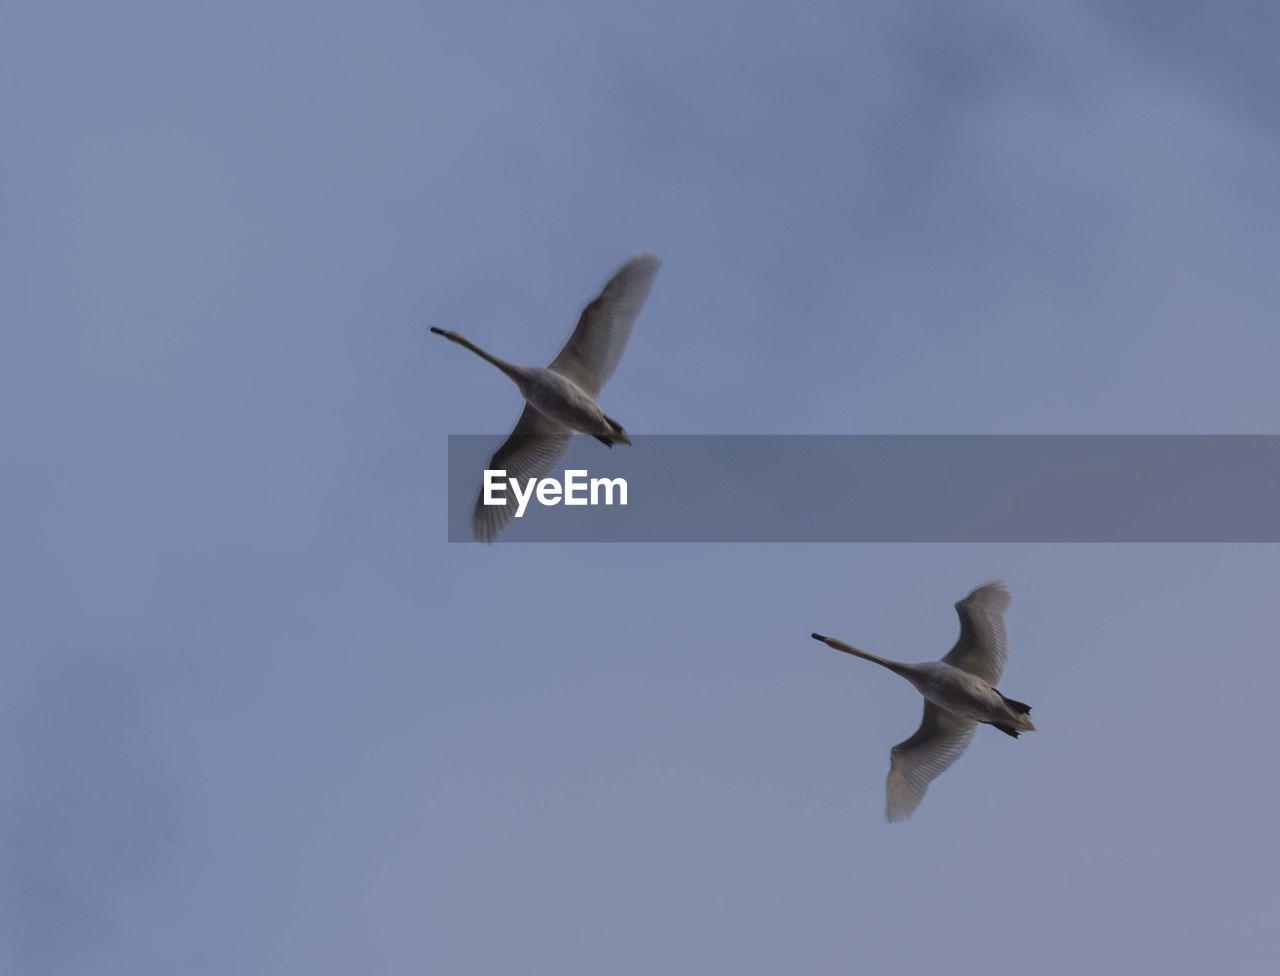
[4,2,1279,973]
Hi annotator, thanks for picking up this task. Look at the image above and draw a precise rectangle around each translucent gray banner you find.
[446,435,1280,542]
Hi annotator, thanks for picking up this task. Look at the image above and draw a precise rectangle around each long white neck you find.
[812,634,914,678]
[431,328,525,384]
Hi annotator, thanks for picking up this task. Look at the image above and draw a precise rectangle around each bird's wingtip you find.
[811,632,828,642]
[957,578,1012,611]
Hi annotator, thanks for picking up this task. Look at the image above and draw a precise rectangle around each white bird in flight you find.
[431,254,661,542]
[811,580,1034,822]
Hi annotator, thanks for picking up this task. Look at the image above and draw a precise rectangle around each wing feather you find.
[547,254,660,397]
[885,703,977,822]
[941,580,1011,685]
[471,406,572,543]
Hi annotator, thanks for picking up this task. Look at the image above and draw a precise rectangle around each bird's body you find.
[811,580,1033,821]
[430,254,660,540]
[517,366,630,446]
[898,660,1034,735]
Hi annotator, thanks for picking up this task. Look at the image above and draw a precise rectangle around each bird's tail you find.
[593,415,631,448]
[998,692,1033,715]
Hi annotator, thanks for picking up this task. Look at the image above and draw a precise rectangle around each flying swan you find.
[431,254,660,542]
[811,580,1034,822]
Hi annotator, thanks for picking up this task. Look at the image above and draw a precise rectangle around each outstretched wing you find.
[885,703,978,822]
[472,405,572,543]
[547,254,660,397]
[941,580,1011,685]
